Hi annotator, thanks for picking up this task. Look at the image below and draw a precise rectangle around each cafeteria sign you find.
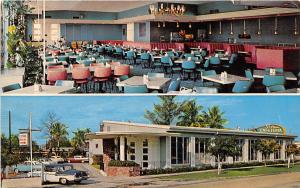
[253,124,286,135]
[19,133,29,146]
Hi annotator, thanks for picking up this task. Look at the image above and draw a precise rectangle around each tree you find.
[255,139,280,166]
[286,143,298,168]
[71,128,91,155]
[144,96,182,125]
[42,112,68,156]
[176,99,204,127]
[207,136,240,175]
[202,106,228,129]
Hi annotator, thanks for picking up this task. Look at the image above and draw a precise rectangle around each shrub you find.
[92,155,102,165]
[108,160,139,167]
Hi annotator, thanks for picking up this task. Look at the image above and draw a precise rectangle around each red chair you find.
[47,69,67,85]
[114,65,130,78]
[110,62,121,70]
[48,65,64,70]
[93,67,112,92]
[91,63,104,67]
[72,64,85,68]
[72,68,91,93]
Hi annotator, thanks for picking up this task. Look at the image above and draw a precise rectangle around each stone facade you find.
[107,166,141,177]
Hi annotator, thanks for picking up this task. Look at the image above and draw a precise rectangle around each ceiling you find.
[28,0,300,13]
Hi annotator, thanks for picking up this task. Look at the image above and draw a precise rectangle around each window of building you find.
[248,140,257,161]
[95,144,98,149]
[128,141,135,162]
[142,139,149,169]
[171,137,190,165]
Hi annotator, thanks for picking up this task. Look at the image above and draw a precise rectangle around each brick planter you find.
[107,166,140,177]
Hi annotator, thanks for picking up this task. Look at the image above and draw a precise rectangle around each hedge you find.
[108,160,140,167]
[141,160,291,176]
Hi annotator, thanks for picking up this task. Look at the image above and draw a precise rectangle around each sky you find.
[1,95,300,144]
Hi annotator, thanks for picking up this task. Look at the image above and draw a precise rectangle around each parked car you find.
[13,161,42,173]
[41,164,88,185]
[50,156,65,164]
[27,170,42,177]
[67,155,89,163]
[38,158,56,165]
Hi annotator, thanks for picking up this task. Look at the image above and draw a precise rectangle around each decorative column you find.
[242,139,249,162]
[165,136,171,168]
[281,140,286,160]
[120,136,125,161]
[190,137,195,167]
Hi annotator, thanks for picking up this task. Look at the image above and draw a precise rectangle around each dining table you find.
[201,74,250,85]
[273,88,300,93]
[253,70,297,81]
[3,85,74,94]
[174,59,202,65]
[116,76,171,91]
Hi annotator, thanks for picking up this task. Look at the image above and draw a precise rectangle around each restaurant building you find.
[86,121,296,171]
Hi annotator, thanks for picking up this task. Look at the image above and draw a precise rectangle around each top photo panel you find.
[0,0,300,95]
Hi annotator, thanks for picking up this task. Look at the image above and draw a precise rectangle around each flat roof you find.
[93,121,297,139]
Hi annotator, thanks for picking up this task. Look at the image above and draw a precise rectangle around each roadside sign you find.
[19,133,29,146]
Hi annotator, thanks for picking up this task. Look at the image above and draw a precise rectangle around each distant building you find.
[86,121,296,172]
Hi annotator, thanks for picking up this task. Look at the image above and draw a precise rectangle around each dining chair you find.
[90,63,105,67]
[232,80,253,93]
[47,69,68,85]
[48,65,64,70]
[1,83,21,93]
[114,47,123,59]
[125,51,135,65]
[72,68,91,93]
[57,56,69,62]
[245,69,254,81]
[114,65,130,78]
[161,56,172,74]
[262,75,285,87]
[124,85,148,93]
[167,78,181,93]
[140,53,150,68]
[93,67,112,93]
[148,73,165,78]
[194,86,218,94]
[116,75,129,93]
[266,85,286,93]
[223,53,237,70]
[110,61,121,70]
[81,60,95,67]
[72,64,85,68]
[55,80,75,87]
[182,61,196,80]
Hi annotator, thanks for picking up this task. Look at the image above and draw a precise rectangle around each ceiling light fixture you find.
[157,22,161,28]
[149,3,186,16]
[189,22,192,28]
[257,18,262,35]
[274,17,278,35]
[294,16,299,35]
[243,20,247,35]
[219,21,222,35]
[230,21,234,35]
[176,21,180,28]
[163,22,166,28]
[209,23,212,35]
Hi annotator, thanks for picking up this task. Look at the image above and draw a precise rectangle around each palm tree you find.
[50,122,68,156]
[71,128,91,155]
[145,96,182,125]
[202,106,228,129]
[177,99,203,127]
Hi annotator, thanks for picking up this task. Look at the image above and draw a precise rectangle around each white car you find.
[27,170,42,177]
[41,164,88,185]
[50,156,65,164]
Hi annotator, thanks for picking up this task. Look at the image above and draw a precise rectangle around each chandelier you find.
[149,3,186,16]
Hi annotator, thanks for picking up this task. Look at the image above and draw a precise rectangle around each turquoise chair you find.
[298,72,300,86]
[114,47,123,59]
[160,56,172,73]
[46,57,54,62]
[183,53,194,59]
[82,60,95,67]
[223,53,237,69]
[97,47,105,54]
[194,86,218,94]
[124,85,148,93]
[125,51,135,65]
[200,70,218,87]
[116,75,129,92]
[266,85,286,93]
[148,73,165,78]
[201,50,207,57]
[1,83,21,93]
[55,80,74,87]
[65,52,75,56]
[140,53,150,68]
[167,78,181,93]
[209,57,221,65]
[262,75,285,87]
[245,69,254,81]
[58,56,69,62]
[182,61,196,80]
[232,80,253,93]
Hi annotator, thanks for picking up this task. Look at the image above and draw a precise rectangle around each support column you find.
[165,136,171,168]
[270,153,275,161]
[257,151,262,162]
[190,137,195,167]
[242,139,249,162]
[120,136,125,161]
[281,140,286,161]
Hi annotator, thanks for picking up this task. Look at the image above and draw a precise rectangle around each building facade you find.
[86,121,296,171]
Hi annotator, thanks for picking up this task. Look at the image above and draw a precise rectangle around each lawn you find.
[91,164,100,170]
[159,164,300,181]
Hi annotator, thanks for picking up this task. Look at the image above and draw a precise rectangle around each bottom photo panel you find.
[1,95,300,188]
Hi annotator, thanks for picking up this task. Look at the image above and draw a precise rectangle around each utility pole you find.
[9,110,12,154]
[19,113,41,177]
